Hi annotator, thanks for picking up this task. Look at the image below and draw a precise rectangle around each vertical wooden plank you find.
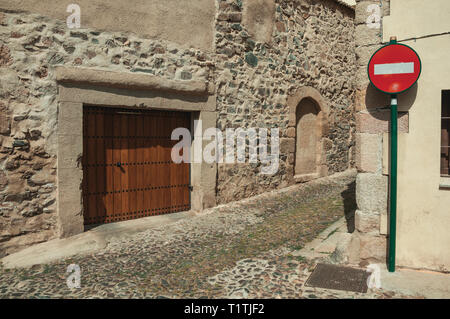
[87,108,97,224]
[82,107,89,224]
[120,113,129,221]
[183,113,191,210]
[144,112,154,216]
[170,113,182,212]
[169,114,176,212]
[112,111,122,222]
[158,111,167,215]
[104,111,114,223]
[136,115,144,217]
[162,111,171,214]
[150,111,156,215]
[128,113,137,220]
[96,110,106,223]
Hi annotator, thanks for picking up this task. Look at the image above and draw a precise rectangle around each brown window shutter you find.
[441,91,450,176]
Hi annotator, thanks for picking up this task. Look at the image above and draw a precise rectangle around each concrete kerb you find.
[378,264,450,299]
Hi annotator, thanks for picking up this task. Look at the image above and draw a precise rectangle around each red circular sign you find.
[368,43,421,94]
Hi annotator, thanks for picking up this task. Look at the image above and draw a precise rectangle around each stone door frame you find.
[287,86,329,183]
[56,67,217,238]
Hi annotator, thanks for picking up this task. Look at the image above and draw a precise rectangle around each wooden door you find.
[82,106,191,225]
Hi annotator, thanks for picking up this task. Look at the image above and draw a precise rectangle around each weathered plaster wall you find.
[0,0,356,256]
[381,0,450,272]
[0,0,216,51]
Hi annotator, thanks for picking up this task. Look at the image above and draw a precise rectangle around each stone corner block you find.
[355,133,382,173]
[358,233,387,262]
[356,173,388,213]
[355,1,385,25]
[355,209,380,233]
[355,23,382,47]
[356,111,409,134]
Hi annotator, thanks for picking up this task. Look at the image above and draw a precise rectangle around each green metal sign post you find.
[367,36,421,273]
[388,92,398,273]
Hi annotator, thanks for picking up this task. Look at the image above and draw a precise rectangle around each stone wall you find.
[215,0,356,203]
[0,10,214,257]
[0,0,356,256]
[352,0,394,264]
[0,0,216,52]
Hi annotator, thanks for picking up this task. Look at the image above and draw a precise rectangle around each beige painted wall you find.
[384,0,450,42]
[0,0,215,51]
[382,0,450,271]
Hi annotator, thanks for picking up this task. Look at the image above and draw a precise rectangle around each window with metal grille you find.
[441,91,450,176]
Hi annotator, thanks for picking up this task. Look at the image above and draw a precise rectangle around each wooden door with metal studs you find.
[82,106,191,225]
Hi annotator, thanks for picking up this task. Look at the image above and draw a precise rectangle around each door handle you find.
[116,162,121,167]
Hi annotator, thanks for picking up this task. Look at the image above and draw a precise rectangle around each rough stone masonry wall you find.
[215,0,356,203]
[0,0,356,256]
[352,0,411,264]
[0,11,215,257]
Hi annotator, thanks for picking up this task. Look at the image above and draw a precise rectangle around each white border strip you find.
[374,62,414,75]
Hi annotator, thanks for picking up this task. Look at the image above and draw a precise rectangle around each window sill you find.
[439,176,450,189]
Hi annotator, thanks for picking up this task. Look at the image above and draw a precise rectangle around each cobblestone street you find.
[0,171,419,299]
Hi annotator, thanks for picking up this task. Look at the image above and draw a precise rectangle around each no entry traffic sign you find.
[368,43,421,94]
[367,37,422,274]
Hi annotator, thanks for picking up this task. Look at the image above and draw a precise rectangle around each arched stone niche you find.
[287,86,329,183]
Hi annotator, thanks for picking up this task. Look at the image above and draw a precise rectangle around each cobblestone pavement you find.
[0,171,421,299]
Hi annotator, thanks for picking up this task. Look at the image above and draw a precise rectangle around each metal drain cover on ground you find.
[305,263,371,293]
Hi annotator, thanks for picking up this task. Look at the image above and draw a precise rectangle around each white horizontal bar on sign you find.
[374,62,414,75]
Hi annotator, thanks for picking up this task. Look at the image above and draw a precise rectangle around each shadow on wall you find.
[365,83,418,119]
[364,83,419,267]
[341,180,356,233]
